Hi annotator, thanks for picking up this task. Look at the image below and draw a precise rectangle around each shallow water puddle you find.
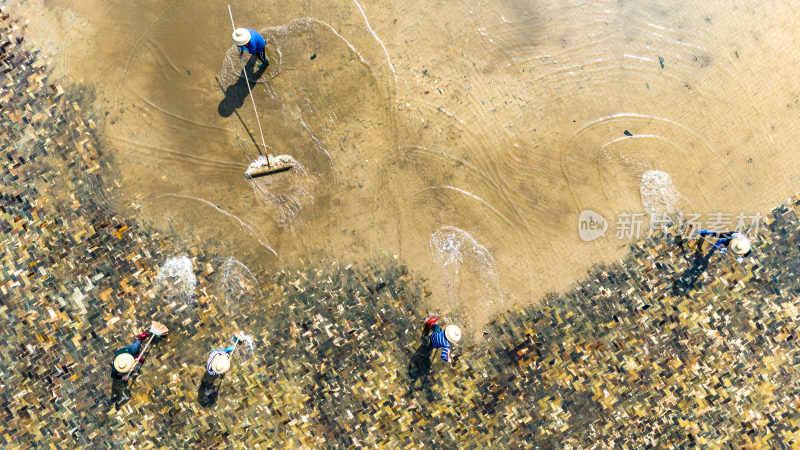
[16,0,800,325]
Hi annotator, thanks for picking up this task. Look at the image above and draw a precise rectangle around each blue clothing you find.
[698,230,751,261]
[239,29,266,55]
[206,346,235,376]
[699,230,733,249]
[429,326,451,362]
[110,340,142,380]
[121,340,142,355]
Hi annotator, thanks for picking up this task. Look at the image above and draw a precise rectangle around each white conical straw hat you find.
[114,353,135,373]
[445,325,462,343]
[232,28,251,46]
[211,354,231,374]
[730,236,751,255]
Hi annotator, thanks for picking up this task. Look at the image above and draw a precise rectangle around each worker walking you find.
[423,316,461,364]
[698,230,752,262]
[111,322,168,381]
[207,345,235,377]
[198,347,233,407]
[232,27,269,68]
[198,334,245,406]
[111,332,150,380]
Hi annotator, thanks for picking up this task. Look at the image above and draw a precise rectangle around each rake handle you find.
[229,334,243,357]
[227,5,236,32]
[122,333,155,381]
[228,5,270,162]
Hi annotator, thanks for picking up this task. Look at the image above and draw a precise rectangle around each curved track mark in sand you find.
[114,0,181,109]
[159,193,279,258]
[417,185,516,229]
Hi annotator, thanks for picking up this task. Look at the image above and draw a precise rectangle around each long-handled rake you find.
[214,332,249,395]
[122,321,169,382]
[227,5,295,178]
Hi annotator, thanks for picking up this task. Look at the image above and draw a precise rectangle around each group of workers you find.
[109,25,751,398]
[111,317,461,399]
[109,25,464,397]
[112,328,242,379]
[109,234,747,396]
[111,26,258,392]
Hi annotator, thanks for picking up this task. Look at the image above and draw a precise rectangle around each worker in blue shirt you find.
[110,331,152,380]
[207,345,235,376]
[232,27,269,68]
[423,316,461,363]
[698,230,752,262]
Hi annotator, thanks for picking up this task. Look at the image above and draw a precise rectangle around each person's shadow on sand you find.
[673,235,717,295]
[108,378,131,408]
[108,369,145,409]
[197,372,223,407]
[218,56,268,118]
[406,338,438,401]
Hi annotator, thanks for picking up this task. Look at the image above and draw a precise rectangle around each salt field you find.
[4,0,800,446]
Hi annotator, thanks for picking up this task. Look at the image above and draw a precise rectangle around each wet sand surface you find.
[15,0,800,328]
[7,5,800,446]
